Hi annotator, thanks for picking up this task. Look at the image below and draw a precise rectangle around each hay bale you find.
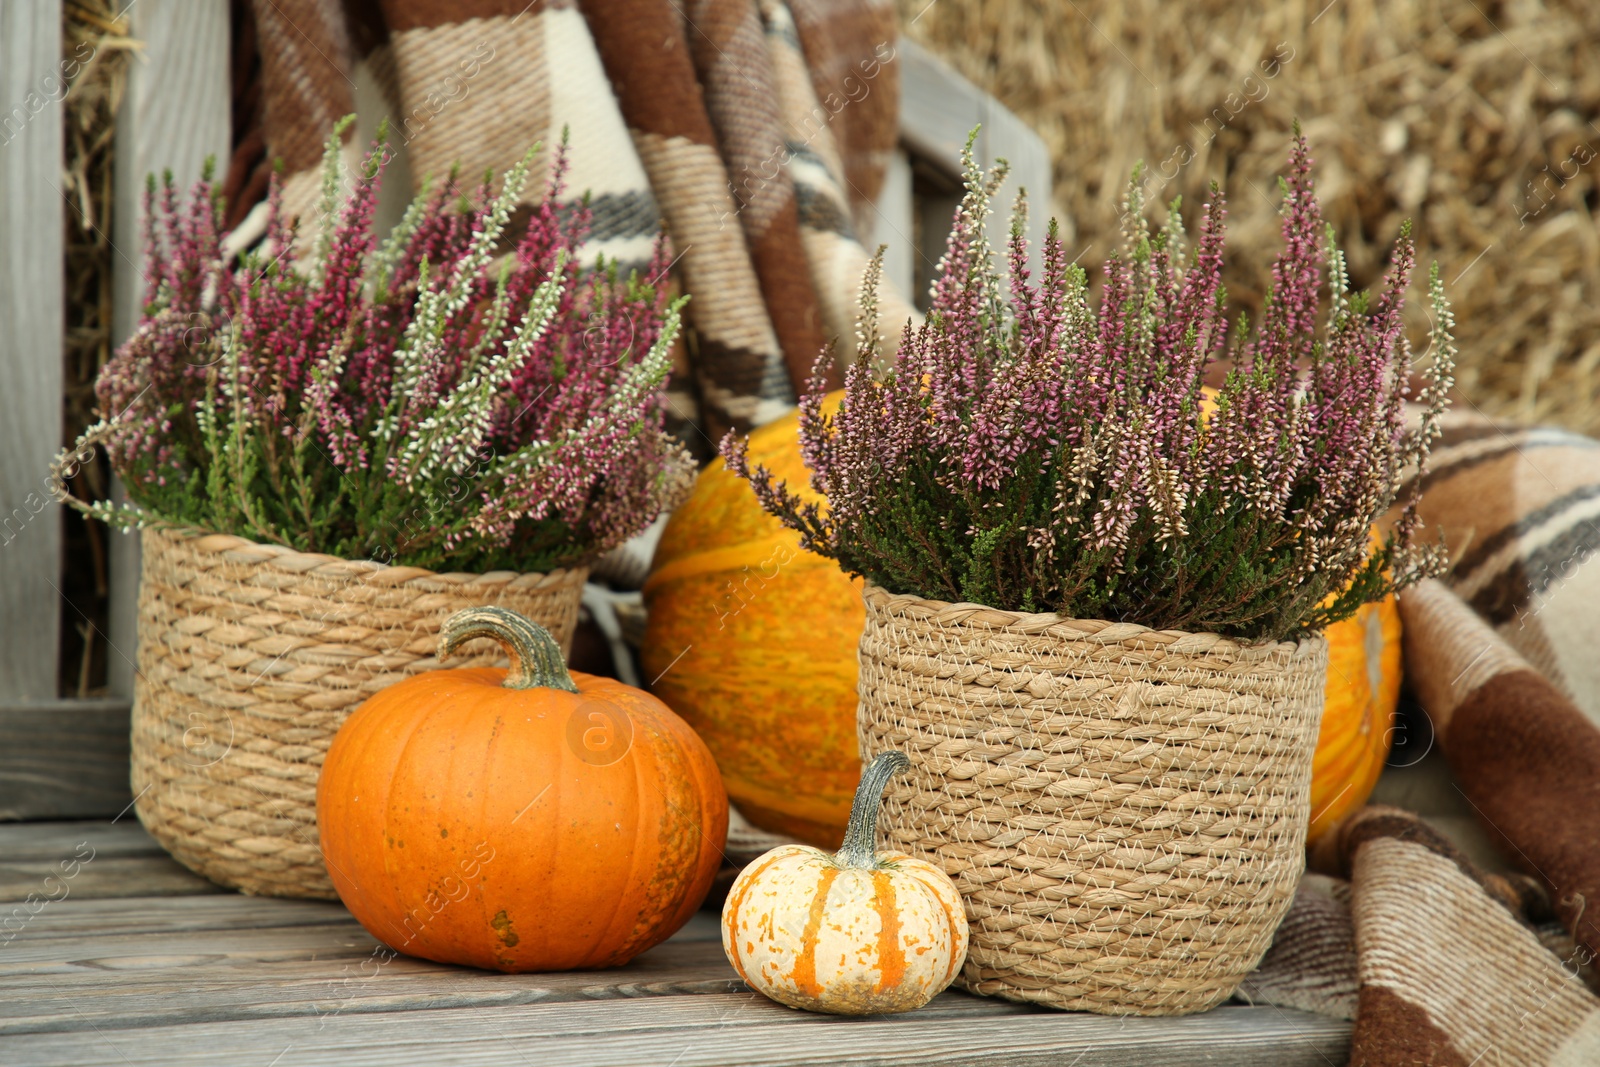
[898,0,1600,431]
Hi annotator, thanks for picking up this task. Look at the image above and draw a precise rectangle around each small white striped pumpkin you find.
[721,752,969,1015]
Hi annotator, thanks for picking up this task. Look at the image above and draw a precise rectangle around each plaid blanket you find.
[224,0,911,445]
[1241,577,1600,1060]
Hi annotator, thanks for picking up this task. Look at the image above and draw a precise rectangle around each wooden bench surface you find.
[0,820,1351,1066]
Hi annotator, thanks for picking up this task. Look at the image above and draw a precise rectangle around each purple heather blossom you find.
[68,124,692,572]
[724,128,1454,640]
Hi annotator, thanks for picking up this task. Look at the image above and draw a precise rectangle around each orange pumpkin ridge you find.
[789,867,840,999]
[872,871,906,993]
[317,607,727,974]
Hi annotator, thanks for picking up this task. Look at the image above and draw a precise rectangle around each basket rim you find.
[861,582,1327,658]
[142,522,589,588]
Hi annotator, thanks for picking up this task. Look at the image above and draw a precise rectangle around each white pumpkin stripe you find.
[722,844,811,981]
[889,854,970,987]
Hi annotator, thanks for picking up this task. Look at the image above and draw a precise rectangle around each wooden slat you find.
[897,37,986,178]
[2,891,761,1037]
[898,36,1052,277]
[0,853,219,904]
[0,816,217,902]
[865,148,917,305]
[1,996,1350,1067]
[0,824,1352,1065]
[107,0,231,700]
[0,818,165,861]
[0,893,351,939]
[0,937,758,1035]
[3,886,716,943]
[0,0,65,702]
[0,700,131,820]
[9,913,724,963]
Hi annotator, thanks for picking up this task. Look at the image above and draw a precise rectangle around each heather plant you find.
[55,122,693,573]
[725,129,1454,642]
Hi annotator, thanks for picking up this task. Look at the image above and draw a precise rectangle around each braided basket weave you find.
[857,584,1328,1016]
[132,526,587,899]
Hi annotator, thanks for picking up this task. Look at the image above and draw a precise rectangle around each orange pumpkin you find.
[646,391,1401,848]
[642,394,861,847]
[317,606,728,972]
[1309,592,1402,841]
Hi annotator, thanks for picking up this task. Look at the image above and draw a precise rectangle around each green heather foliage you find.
[725,130,1454,642]
[55,126,691,573]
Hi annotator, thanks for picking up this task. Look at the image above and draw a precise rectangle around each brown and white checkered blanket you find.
[225,0,912,446]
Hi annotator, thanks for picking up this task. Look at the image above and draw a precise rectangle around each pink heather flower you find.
[724,127,1454,641]
[69,123,692,573]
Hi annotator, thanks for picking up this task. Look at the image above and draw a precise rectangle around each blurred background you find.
[898,0,1600,433]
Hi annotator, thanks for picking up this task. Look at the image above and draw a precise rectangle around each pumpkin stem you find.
[835,751,911,869]
[438,606,579,693]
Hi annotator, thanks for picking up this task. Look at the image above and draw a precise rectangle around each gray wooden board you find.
[0,852,221,903]
[107,0,232,700]
[0,701,133,821]
[1,937,756,1036]
[897,37,1052,280]
[0,818,167,861]
[1,996,1350,1066]
[0,814,218,901]
[0,0,65,701]
[0,822,1352,1065]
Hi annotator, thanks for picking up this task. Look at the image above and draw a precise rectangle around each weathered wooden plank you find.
[107,0,231,700]
[0,0,65,701]
[897,38,984,179]
[5,905,719,961]
[1,883,747,1037]
[1,919,379,968]
[0,996,1350,1067]
[0,853,220,905]
[0,893,351,940]
[0,939,763,1036]
[0,882,994,1037]
[0,818,163,861]
[0,700,132,821]
[3,889,718,943]
[866,148,916,305]
[0,824,1353,1064]
[896,37,1051,280]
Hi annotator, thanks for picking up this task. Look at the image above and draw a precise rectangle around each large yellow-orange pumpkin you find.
[642,394,860,847]
[645,393,1400,848]
[318,606,728,972]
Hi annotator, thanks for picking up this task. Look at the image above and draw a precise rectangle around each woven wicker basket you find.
[856,584,1328,1016]
[131,526,588,899]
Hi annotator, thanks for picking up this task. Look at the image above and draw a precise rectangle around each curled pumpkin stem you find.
[439,606,578,693]
[835,751,911,869]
